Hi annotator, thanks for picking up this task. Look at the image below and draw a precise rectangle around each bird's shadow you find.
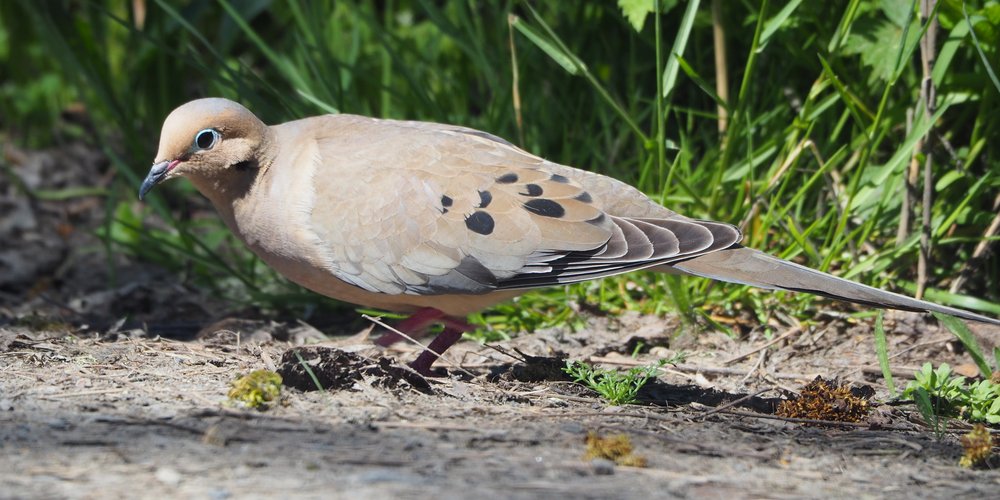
[488,354,783,413]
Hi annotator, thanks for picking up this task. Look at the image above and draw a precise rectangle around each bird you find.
[140,98,1000,374]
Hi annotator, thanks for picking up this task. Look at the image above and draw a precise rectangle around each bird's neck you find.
[191,128,278,235]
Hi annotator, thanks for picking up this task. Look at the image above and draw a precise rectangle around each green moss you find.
[228,370,283,410]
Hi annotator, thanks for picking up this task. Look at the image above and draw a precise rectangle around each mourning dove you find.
[140,98,1000,373]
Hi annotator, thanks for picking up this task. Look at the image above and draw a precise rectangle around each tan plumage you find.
[141,98,1000,373]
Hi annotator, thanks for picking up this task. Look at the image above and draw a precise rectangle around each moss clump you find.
[584,432,647,467]
[960,424,993,468]
[228,370,282,410]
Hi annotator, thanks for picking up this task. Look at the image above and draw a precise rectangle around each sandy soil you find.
[3,142,999,499]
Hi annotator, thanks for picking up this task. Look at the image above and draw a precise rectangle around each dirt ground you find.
[3,143,1000,499]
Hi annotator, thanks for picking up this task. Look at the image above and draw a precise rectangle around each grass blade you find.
[661,0,700,99]
[934,312,992,378]
[873,310,897,398]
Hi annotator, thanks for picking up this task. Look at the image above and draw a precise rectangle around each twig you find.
[859,365,924,380]
[372,421,482,432]
[917,0,939,299]
[693,388,775,421]
[740,350,767,385]
[711,0,728,133]
[719,409,869,427]
[36,388,127,399]
[587,357,821,381]
[362,314,476,378]
[724,326,802,365]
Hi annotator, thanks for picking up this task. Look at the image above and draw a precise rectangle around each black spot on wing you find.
[465,211,495,235]
[520,184,543,197]
[523,199,566,218]
[574,192,592,203]
[496,172,518,184]
[478,190,492,208]
[550,173,570,183]
[441,195,453,207]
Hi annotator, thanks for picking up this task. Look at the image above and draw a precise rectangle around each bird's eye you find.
[193,129,220,150]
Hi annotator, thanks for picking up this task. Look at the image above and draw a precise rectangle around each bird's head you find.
[139,98,269,200]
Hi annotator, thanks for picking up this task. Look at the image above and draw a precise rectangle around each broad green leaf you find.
[618,0,678,32]
[842,17,921,83]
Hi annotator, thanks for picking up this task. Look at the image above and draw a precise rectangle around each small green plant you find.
[903,363,1000,426]
[966,379,1000,423]
[563,359,666,406]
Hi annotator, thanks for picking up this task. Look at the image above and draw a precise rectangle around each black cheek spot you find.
[523,199,566,218]
[465,211,495,235]
[574,191,592,203]
[478,190,492,208]
[233,160,255,171]
[520,184,543,197]
[441,195,454,207]
[550,174,570,183]
[496,172,518,183]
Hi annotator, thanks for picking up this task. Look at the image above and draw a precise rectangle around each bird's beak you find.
[138,160,176,201]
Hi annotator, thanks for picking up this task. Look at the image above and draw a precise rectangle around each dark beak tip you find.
[139,160,171,202]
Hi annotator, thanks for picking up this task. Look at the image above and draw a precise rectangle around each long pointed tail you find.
[670,245,1000,326]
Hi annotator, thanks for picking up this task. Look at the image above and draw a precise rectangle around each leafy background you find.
[1,0,998,337]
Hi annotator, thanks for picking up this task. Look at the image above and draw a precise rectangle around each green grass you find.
[1,1,999,335]
[563,359,669,406]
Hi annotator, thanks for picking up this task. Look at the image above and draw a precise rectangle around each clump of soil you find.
[278,346,431,393]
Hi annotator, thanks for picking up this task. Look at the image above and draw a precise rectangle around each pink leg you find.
[371,307,474,375]
[409,323,471,375]
[375,308,446,347]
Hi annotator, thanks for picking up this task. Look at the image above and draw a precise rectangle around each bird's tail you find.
[670,245,1000,326]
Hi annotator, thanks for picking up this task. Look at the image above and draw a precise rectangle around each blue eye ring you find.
[193,128,220,150]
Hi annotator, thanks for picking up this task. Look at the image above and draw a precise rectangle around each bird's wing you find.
[299,115,739,296]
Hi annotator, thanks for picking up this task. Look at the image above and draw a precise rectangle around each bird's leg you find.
[374,308,447,347]
[372,308,473,374]
[408,321,473,375]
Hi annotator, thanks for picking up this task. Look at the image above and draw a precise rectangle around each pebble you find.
[591,458,616,475]
[155,467,182,487]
